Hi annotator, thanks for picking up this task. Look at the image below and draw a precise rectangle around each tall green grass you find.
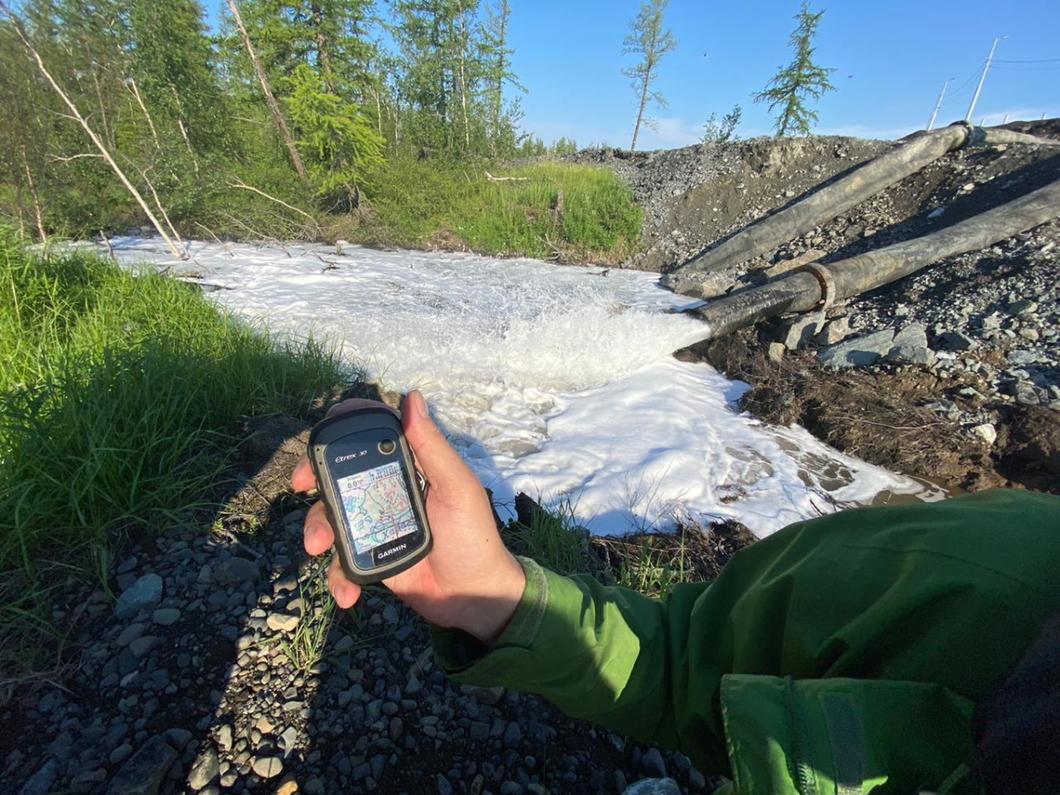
[350,157,642,263]
[0,228,350,577]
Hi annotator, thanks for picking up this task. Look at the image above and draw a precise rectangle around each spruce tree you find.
[621,0,676,151]
[754,1,835,137]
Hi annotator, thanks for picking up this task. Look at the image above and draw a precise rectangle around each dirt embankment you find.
[585,121,1060,494]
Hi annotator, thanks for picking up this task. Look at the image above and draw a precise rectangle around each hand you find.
[291,390,526,646]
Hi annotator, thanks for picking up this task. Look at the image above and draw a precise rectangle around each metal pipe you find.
[662,123,1060,299]
[682,176,1060,341]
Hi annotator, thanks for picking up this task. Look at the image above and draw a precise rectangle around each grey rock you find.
[503,721,522,748]
[499,782,524,795]
[642,747,668,778]
[381,604,399,624]
[780,311,826,350]
[460,684,505,705]
[1006,349,1039,366]
[622,778,681,795]
[117,623,147,647]
[818,329,895,368]
[110,743,134,765]
[213,557,259,585]
[151,608,181,626]
[163,728,193,750]
[129,636,158,659]
[251,757,284,779]
[352,762,372,782]
[689,768,707,789]
[106,733,177,795]
[470,721,490,741]
[187,748,219,791]
[115,574,163,619]
[280,726,298,756]
[888,344,934,367]
[437,774,454,795]
[216,725,233,753]
[19,759,58,795]
[939,331,977,352]
[767,342,785,364]
[267,613,300,632]
[1008,299,1038,316]
[817,316,851,346]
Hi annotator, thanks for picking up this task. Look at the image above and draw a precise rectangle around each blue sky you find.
[503,0,1060,149]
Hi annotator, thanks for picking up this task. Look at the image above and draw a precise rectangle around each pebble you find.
[187,747,219,791]
[267,613,301,632]
[251,756,284,779]
[151,608,182,626]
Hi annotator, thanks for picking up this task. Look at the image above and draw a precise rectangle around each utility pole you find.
[927,79,950,130]
[966,36,1007,122]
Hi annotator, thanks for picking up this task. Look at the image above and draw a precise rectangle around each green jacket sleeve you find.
[433,489,1060,790]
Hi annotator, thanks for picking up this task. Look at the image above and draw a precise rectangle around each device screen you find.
[335,461,419,556]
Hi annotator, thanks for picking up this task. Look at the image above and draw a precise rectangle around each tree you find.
[702,104,741,144]
[753,1,835,137]
[621,0,676,151]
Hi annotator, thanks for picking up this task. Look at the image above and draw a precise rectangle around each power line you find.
[939,61,986,106]
[993,57,1060,63]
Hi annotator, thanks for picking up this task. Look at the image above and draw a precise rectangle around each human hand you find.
[291,390,526,646]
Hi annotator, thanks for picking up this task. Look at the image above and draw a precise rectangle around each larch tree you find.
[754,1,836,137]
[622,0,676,151]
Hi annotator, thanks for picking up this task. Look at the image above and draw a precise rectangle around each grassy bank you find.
[0,230,351,678]
[348,158,642,264]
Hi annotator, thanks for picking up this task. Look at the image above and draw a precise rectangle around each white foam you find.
[110,237,932,537]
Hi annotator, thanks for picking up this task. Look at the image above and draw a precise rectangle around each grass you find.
[0,228,351,687]
[347,156,642,264]
[277,560,336,674]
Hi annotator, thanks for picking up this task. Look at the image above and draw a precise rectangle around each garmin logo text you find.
[334,451,366,464]
[376,543,407,561]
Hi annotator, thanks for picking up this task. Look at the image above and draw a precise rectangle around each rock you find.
[460,684,505,705]
[767,342,785,363]
[927,206,946,219]
[216,725,233,753]
[152,608,182,626]
[780,311,826,349]
[280,726,299,756]
[499,782,523,795]
[276,776,300,795]
[503,721,522,748]
[1007,299,1037,317]
[970,423,998,446]
[129,636,158,659]
[939,331,977,352]
[252,757,284,779]
[110,743,134,765]
[213,556,259,585]
[888,344,934,367]
[106,733,177,795]
[622,778,681,795]
[437,773,454,795]
[818,329,895,368]
[117,623,147,647]
[642,747,668,777]
[164,728,193,751]
[816,316,851,346]
[689,768,707,789]
[267,613,301,632]
[381,604,399,625]
[19,759,58,795]
[187,748,219,791]
[115,574,163,619]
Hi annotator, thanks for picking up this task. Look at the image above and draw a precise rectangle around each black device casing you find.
[308,407,433,584]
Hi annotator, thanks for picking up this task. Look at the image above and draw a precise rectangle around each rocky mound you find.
[589,121,1060,494]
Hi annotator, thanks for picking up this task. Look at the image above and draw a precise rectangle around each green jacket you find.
[433,489,1060,794]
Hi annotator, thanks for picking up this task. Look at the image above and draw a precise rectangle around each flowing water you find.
[111,237,938,536]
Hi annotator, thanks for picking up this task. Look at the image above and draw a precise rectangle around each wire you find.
[939,61,986,107]
[993,57,1060,63]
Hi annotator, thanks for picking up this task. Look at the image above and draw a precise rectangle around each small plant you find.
[279,560,336,674]
[511,498,590,576]
[613,527,694,600]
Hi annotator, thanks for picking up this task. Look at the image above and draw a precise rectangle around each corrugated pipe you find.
[662,123,1060,299]
[682,176,1060,341]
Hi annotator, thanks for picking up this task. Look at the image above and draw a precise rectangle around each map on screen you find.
[336,461,418,554]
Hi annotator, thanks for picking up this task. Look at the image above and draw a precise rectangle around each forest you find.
[0,0,641,261]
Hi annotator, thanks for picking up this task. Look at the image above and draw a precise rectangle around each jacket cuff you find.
[431,556,550,679]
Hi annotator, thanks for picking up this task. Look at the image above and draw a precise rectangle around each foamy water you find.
[109,237,935,536]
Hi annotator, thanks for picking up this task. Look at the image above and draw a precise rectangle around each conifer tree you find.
[754,1,835,137]
[622,0,676,151]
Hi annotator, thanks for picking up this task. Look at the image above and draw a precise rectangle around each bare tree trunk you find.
[19,147,47,244]
[126,77,161,149]
[169,85,200,173]
[457,2,471,153]
[226,0,308,182]
[631,74,649,151]
[0,0,185,259]
[90,65,114,151]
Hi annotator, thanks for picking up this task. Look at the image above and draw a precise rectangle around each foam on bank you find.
[109,238,931,536]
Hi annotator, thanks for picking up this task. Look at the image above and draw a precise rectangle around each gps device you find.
[308,407,433,584]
